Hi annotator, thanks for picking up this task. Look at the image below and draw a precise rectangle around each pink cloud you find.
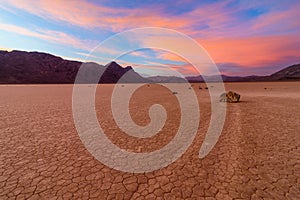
[252,3,300,34]
[4,0,299,40]
[200,34,300,67]
[1,0,241,35]
[2,0,188,32]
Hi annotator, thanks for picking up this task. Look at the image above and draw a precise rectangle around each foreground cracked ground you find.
[0,83,299,199]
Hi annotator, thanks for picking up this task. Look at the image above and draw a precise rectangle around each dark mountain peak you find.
[100,61,146,83]
[107,61,117,65]
[105,61,134,73]
[125,66,133,71]
[106,61,121,69]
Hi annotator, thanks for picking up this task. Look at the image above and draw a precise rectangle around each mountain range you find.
[0,50,299,84]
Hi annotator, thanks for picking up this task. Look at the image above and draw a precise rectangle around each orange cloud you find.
[157,52,186,63]
[200,34,300,67]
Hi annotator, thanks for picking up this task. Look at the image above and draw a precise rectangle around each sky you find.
[0,0,299,76]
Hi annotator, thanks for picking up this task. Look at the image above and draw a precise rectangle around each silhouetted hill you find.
[186,64,300,82]
[0,50,81,83]
[0,50,148,84]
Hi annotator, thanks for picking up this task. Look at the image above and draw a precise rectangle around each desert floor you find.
[0,82,299,199]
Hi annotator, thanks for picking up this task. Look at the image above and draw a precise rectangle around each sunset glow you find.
[0,0,299,76]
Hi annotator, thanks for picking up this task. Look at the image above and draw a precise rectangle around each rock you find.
[219,91,240,103]
[172,92,178,94]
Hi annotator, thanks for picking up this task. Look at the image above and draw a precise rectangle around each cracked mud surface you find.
[0,82,299,199]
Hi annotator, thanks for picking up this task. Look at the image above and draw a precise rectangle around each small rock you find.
[219,91,240,103]
[172,91,178,94]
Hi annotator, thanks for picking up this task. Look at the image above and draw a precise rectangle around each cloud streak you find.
[0,23,93,50]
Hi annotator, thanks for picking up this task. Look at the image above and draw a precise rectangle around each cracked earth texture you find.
[0,82,299,199]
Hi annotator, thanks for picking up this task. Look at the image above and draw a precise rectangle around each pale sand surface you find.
[0,82,299,199]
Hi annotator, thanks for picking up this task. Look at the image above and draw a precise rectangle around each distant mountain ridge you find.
[0,50,299,83]
[186,64,300,82]
[0,50,147,83]
[147,76,187,83]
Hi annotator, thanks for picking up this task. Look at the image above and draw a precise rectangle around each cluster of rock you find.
[219,91,240,103]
